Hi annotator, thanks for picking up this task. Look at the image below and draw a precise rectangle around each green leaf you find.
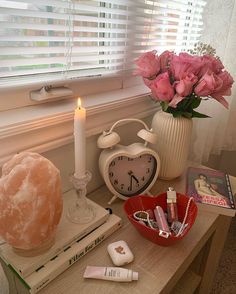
[172,111,183,118]
[182,112,192,118]
[190,98,201,109]
[160,101,169,112]
[191,110,210,118]
[177,97,189,108]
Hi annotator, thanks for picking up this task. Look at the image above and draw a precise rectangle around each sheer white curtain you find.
[190,0,236,163]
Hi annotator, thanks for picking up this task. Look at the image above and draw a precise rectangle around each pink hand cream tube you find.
[83,266,138,282]
[154,206,171,238]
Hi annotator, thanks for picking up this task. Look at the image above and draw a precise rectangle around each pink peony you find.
[134,46,234,115]
[143,77,154,88]
[194,71,223,96]
[150,72,174,101]
[175,73,198,97]
[214,71,234,94]
[159,50,173,72]
[198,55,224,77]
[133,50,160,78]
[171,52,203,80]
[211,71,234,108]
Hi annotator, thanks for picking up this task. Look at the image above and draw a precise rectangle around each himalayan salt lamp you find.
[0,152,63,255]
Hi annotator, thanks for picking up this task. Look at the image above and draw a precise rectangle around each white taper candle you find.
[74,98,86,178]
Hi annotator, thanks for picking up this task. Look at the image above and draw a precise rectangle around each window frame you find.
[0,83,159,167]
[0,73,130,111]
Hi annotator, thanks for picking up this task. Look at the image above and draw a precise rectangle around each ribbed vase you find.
[151,111,193,180]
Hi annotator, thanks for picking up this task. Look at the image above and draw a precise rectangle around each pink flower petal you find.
[211,94,229,109]
[168,94,185,108]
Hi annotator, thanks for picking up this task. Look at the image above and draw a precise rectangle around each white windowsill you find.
[0,85,160,166]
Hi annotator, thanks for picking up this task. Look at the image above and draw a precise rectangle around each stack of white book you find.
[0,192,122,294]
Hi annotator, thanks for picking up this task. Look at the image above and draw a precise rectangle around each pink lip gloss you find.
[154,206,170,238]
[167,187,178,223]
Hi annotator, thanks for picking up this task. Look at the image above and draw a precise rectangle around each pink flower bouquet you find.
[134,43,234,118]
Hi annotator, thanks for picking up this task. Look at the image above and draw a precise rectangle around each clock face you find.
[108,154,157,197]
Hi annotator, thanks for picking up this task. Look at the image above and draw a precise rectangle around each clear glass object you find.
[67,171,95,224]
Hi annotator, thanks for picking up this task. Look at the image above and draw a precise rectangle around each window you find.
[0,0,207,167]
[0,0,206,87]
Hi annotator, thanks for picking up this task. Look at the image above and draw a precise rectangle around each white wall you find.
[206,151,236,177]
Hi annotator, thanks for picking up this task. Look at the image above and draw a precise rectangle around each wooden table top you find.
[38,166,228,294]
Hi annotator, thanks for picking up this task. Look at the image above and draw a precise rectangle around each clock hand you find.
[129,174,133,191]
[131,174,139,184]
[128,171,133,191]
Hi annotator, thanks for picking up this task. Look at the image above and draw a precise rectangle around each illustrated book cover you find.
[186,167,236,216]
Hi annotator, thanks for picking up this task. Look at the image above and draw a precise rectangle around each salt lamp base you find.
[67,171,95,224]
[12,237,55,257]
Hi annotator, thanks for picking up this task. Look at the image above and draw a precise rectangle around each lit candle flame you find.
[77,98,82,109]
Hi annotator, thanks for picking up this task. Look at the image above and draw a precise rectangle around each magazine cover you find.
[186,167,235,209]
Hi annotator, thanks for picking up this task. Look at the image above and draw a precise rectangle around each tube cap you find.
[132,271,139,280]
[167,187,176,202]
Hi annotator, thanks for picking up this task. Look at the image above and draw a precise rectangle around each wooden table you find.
[2,167,236,294]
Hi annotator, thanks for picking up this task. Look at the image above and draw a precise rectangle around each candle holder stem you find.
[67,171,95,224]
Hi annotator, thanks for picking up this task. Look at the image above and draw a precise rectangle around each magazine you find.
[186,167,236,215]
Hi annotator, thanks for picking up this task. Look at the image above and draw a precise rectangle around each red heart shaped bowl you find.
[124,192,198,246]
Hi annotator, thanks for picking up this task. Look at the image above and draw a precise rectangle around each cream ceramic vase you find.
[151,111,193,180]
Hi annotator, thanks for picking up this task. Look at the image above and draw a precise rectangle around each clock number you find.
[146,168,150,174]
[111,161,115,166]
[109,172,114,177]
[118,156,123,160]
[120,184,124,190]
[148,157,152,163]
[114,179,118,185]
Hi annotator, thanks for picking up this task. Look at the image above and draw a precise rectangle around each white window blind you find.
[0,0,206,86]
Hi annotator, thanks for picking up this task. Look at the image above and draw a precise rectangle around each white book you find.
[14,214,122,294]
[0,193,109,278]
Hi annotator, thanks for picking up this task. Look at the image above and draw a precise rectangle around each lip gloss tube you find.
[167,187,178,223]
[154,206,170,238]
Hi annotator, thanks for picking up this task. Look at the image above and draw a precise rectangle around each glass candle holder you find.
[67,171,95,224]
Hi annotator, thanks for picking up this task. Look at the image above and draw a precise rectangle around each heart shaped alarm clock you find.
[97,118,161,204]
